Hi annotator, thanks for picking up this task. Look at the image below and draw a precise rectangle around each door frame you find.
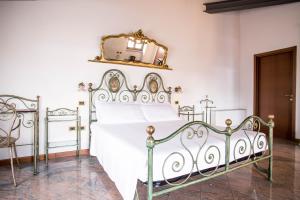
[254,46,297,140]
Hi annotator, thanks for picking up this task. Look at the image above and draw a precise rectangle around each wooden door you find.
[254,47,296,139]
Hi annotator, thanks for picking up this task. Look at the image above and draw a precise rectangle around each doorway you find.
[254,46,297,140]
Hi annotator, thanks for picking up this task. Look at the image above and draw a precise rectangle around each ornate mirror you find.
[89,30,171,70]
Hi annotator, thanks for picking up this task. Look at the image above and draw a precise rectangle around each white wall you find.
[239,3,300,139]
[0,0,240,159]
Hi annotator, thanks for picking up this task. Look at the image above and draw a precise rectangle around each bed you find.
[88,69,274,200]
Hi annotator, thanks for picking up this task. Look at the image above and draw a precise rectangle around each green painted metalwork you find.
[88,84,93,150]
[45,107,81,166]
[200,95,216,124]
[268,117,274,181]
[0,95,40,175]
[153,155,271,197]
[45,109,49,165]
[146,126,155,200]
[178,105,205,122]
[88,69,172,149]
[86,70,274,199]
[146,115,274,200]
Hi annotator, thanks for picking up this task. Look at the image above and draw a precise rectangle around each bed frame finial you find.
[146,126,155,137]
[268,114,274,120]
[268,115,275,127]
[225,119,232,127]
[146,126,155,149]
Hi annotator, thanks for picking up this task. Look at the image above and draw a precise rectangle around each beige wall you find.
[0,0,240,159]
[239,3,300,139]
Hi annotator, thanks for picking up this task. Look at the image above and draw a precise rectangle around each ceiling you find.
[203,0,300,13]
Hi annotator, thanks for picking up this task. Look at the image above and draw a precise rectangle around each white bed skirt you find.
[90,120,267,200]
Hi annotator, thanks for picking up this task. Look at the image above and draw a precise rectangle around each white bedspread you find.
[90,120,267,200]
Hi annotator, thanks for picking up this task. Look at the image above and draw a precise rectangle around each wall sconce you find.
[78,82,86,91]
[174,86,182,93]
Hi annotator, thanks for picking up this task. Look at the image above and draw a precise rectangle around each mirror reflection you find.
[90,30,170,70]
[103,37,166,66]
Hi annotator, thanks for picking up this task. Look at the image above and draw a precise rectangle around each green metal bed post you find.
[88,83,93,150]
[45,107,49,166]
[146,125,155,200]
[225,119,232,170]
[268,115,274,181]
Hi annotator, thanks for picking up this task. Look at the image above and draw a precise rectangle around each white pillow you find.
[95,102,146,124]
[140,103,180,122]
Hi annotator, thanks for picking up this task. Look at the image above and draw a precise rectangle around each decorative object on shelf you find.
[0,95,40,175]
[78,82,86,91]
[45,107,81,166]
[174,86,182,93]
[200,95,216,124]
[89,29,171,70]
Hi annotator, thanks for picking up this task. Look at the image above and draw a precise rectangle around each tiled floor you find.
[0,139,299,200]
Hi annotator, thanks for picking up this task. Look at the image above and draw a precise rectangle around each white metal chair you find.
[0,102,21,186]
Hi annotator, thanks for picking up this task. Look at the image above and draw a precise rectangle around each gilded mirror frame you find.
[89,29,171,70]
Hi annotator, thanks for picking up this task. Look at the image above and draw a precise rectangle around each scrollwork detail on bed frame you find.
[161,124,222,186]
[146,115,274,199]
[232,118,268,165]
[88,70,135,107]
[136,73,171,104]
[88,69,172,148]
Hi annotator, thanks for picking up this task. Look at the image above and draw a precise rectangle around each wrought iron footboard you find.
[145,115,274,200]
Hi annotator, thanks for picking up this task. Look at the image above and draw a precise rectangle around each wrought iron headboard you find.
[136,72,172,103]
[88,69,172,148]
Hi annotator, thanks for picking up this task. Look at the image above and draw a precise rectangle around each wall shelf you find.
[88,58,172,71]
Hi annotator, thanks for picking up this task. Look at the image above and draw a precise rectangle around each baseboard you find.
[0,149,90,166]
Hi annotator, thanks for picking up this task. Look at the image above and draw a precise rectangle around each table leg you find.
[33,113,39,175]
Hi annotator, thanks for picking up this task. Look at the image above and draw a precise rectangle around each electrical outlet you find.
[79,101,85,106]
[69,126,85,131]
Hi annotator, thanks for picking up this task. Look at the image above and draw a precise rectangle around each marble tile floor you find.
[0,139,299,200]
